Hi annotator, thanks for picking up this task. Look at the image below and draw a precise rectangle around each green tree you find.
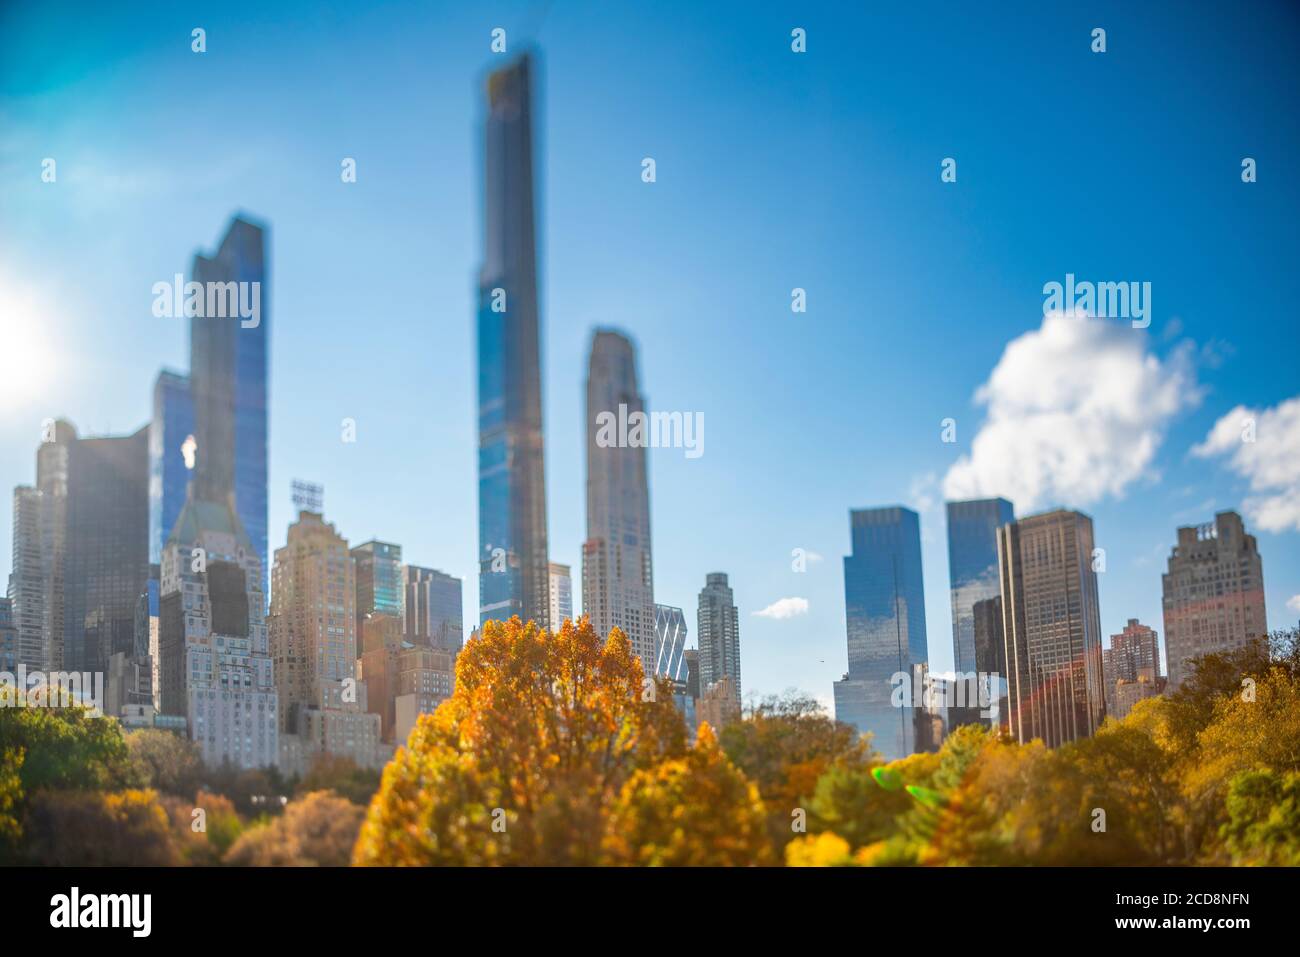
[21,788,180,865]
[126,728,203,796]
[1221,769,1300,865]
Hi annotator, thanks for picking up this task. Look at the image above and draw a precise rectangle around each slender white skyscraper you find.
[583,330,656,668]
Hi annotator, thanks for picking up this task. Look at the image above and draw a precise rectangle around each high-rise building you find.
[1103,618,1161,713]
[159,490,276,769]
[583,330,656,667]
[0,597,16,673]
[654,604,689,682]
[833,507,928,761]
[946,498,1014,676]
[9,485,48,672]
[972,594,1007,726]
[352,540,403,643]
[697,573,741,710]
[548,562,573,629]
[1161,511,1268,690]
[358,612,455,746]
[149,370,195,568]
[269,511,383,771]
[403,565,463,652]
[189,217,270,598]
[65,426,150,674]
[997,509,1106,748]
[477,52,549,630]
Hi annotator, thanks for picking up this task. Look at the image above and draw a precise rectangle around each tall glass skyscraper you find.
[654,604,689,683]
[946,498,1013,676]
[476,52,549,630]
[190,217,269,598]
[149,369,195,567]
[834,506,928,761]
[583,329,656,668]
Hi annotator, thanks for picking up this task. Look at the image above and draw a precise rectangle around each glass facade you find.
[654,604,689,682]
[477,52,549,630]
[353,540,403,643]
[834,506,928,761]
[149,370,195,567]
[190,218,269,600]
[945,498,1013,676]
[403,565,464,652]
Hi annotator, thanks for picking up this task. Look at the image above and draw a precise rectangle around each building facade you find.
[158,492,277,769]
[1161,511,1267,690]
[654,603,689,683]
[149,369,195,568]
[352,540,403,643]
[477,52,550,631]
[697,573,741,710]
[946,498,1014,676]
[269,511,382,770]
[548,561,572,630]
[997,509,1106,748]
[189,217,270,599]
[403,565,463,652]
[833,507,929,761]
[583,330,656,668]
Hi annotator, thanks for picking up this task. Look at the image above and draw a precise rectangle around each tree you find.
[21,789,180,865]
[226,790,364,866]
[0,748,22,853]
[354,616,689,865]
[0,690,134,794]
[126,729,203,796]
[1221,769,1300,866]
[296,754,381,806]
[719,690,873,855]
[603,723,772,865]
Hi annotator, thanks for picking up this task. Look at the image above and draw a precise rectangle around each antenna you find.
[291,479,324,513]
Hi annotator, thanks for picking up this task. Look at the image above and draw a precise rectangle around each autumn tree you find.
[21,788,180,865]
[226,790,363,866]
[126,728,203,797]
[603,723,772,865]
[354,616,695,865]
[296,753,381,806]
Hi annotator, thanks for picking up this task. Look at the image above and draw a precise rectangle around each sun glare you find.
[0,279,53,407]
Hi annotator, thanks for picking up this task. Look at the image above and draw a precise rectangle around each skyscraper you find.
[653,604,689,682]
[352,540,403,644]
[833,507,928,761]
[548,561,572,629]
[946,498,1014,676]
[477,52,549,630]
[1162,511,1268,690]
[997,509,1106,748]
[403,565,464,652]
[64,426,150,674]
[0,597,17,674]
[189,217,269,597]
[270,511,382,770]
[159,490,276,769]
[583,330,656,668]
[9,485,48,672]
[697,573,741,710]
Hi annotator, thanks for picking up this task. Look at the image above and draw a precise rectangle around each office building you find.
[997,509,1106,748]
[946,498,1014,676]
[1161,511,1267,690]
[697,573,741,710]
[403,565,464,652]
[477,52,550,630]
[548,561,572,630]
[833,507,928,761]
[654,603,689,682]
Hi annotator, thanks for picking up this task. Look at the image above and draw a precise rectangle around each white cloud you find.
[1287,594,1300,614]
[1192,397,1300,533]
[943,313,1198,512]
[753,597,809,620]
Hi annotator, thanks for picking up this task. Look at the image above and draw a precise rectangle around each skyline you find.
[3,1,1300,711]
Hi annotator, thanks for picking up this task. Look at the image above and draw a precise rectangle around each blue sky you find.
[2,0,1298,709]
